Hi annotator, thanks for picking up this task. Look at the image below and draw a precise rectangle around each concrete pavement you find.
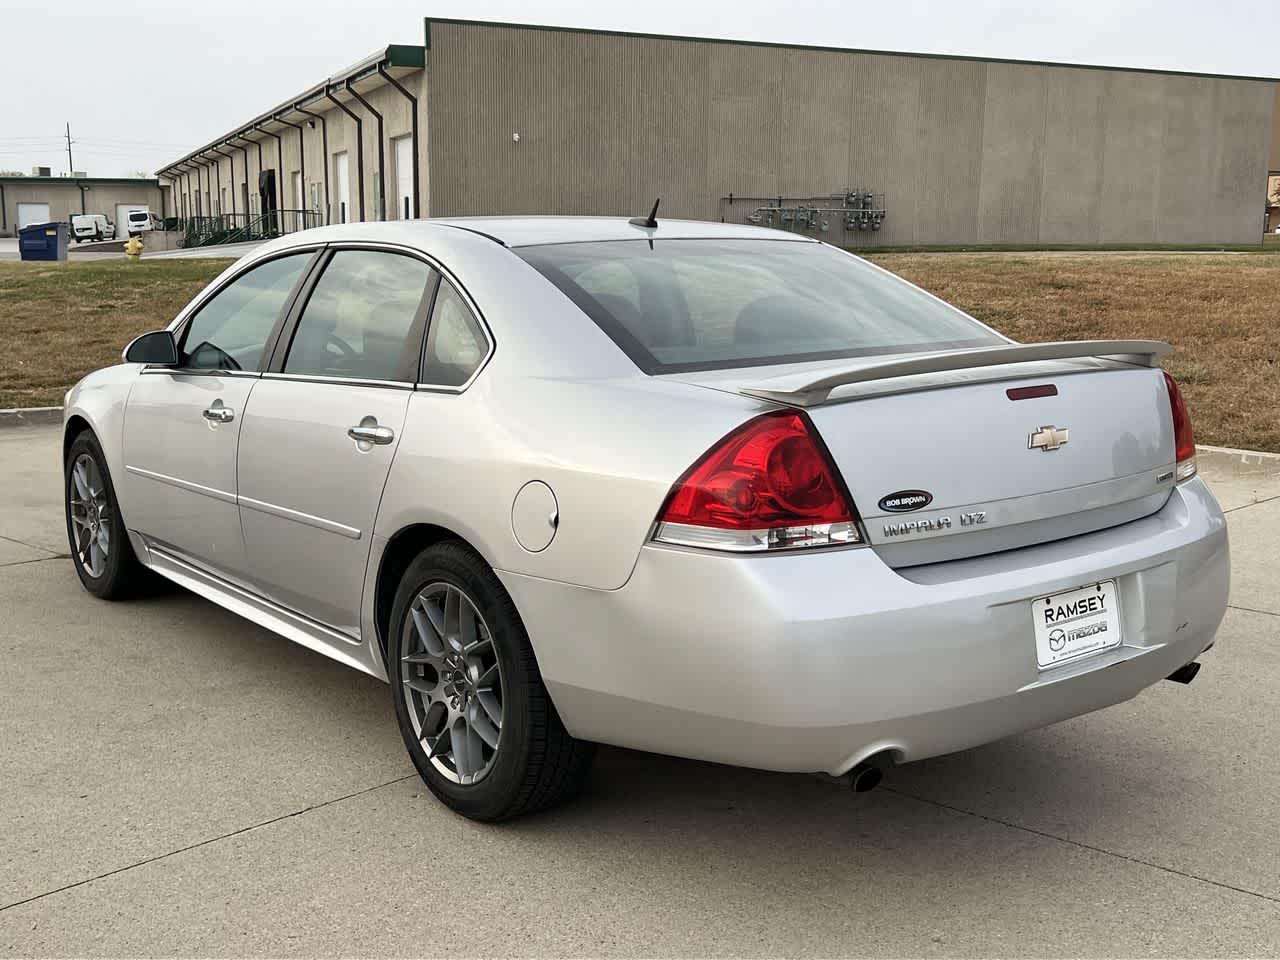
[2,423,1278,956]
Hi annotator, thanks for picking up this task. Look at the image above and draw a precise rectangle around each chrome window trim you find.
[260,371,415,391]
[138,367,261,379]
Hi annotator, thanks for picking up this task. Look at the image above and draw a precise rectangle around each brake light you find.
[653,411,862,552]
[1163,372,1196,482]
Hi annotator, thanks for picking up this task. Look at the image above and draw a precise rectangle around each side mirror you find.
[122,329,179,366]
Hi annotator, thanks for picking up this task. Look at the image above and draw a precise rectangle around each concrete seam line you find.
[1222,493,1280,515]
[0,774,417,914]
[0,406,62,428]
[0,532,60,554]
[884,787,1280,906]
[1227,602,1280,619]
[1197,443,1280,461]
[0,555,68,569]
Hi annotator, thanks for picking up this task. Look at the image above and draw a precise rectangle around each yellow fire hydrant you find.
[124,236,144,260]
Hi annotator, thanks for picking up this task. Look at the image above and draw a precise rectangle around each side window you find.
[421,281,488,387]
[179,254,312,371]
[284,250,434,382]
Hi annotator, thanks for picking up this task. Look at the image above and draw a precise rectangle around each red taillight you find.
[1163,371,1196,481]
[653,411,861,552]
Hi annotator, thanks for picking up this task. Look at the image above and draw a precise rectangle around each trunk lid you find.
[666,354,1177,567]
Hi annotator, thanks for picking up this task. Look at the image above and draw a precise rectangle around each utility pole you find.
[65,122,75,175]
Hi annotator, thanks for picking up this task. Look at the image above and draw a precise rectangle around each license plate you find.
[1031,580,1121,669]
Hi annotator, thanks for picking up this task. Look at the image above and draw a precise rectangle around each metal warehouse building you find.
[159,18,1280,247]
[0,174,163,238]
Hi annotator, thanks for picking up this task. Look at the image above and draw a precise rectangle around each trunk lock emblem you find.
[1028,425,1069,452]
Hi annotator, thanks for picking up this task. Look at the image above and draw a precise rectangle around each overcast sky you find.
[2,0,1275,178]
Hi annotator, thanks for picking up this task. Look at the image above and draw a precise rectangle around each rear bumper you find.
[500,477,1228,776]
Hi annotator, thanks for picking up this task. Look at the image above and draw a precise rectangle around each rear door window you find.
[283,249,435,382]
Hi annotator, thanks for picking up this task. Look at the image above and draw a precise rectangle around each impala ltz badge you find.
[878,489,933,513]
[1028,425,1069,452]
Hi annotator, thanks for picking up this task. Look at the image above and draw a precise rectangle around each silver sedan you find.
[63,217,1228,819]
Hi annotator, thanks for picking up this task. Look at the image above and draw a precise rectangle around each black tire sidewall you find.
[65,431,131,599]
[389,543,538,821]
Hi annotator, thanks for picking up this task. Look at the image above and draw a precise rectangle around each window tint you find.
[516,239,1002,373]
[421,281,487,387]
[180,253,312,370]
[284,250,434,382]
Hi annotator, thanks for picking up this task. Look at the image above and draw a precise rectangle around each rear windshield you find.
[516,239,1001,373]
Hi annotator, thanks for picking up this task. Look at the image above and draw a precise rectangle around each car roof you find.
[256,216,817,252]
[433,216,816,247]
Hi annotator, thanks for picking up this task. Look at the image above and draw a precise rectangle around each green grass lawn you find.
[0,258,233,408]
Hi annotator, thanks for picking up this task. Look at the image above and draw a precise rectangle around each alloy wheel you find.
[68,453,111,579]
[400,582,505,784]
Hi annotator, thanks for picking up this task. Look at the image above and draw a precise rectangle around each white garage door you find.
[334,151,350,223]
[17,203,51,228]
[393,135,414,220]
[115,204,148,240]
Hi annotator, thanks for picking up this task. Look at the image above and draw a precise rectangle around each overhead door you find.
[393,136,414,220]
[17,203,50,228]
[334,152,350,223]
[115,204,148,239]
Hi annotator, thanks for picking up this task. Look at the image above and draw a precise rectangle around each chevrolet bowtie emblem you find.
[1028,425,1069,451]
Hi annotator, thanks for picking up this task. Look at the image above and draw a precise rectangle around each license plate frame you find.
[1031,580,1122,670]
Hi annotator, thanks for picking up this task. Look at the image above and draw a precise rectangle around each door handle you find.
[202,403,235,423]
[348,423,394,445]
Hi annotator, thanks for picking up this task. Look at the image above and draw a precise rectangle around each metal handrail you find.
[176,209,322,247]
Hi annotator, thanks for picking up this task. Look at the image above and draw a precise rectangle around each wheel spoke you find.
[458,596,478,650]
[88,540,104,576]
[451,716,472,780]
[477,689,502,727]
[404,674,437,697]
[410,604,444,657]
[401,651,438,665]
[475,662,499,691]
[424,725,451,761]
[444,588,463,652]
[469,700,500,748]
[72,461,90,501]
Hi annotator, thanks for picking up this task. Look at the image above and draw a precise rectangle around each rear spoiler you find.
[738,340,1172,407]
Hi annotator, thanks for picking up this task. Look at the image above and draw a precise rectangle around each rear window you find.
[516,239,1001,373]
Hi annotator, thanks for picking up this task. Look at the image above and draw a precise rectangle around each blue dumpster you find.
[18,221,69,262]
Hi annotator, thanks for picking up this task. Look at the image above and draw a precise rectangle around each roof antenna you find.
[629,197,660,229]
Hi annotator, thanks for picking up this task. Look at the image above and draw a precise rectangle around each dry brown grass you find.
[0,259,233,408]
[867,252,1280,452]
[2,251,1279,451]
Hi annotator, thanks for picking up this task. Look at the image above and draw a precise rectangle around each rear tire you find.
[390,541,594,821]
[64,431,150,600]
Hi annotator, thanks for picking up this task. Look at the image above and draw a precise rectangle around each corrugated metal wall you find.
[426,22,1277,245]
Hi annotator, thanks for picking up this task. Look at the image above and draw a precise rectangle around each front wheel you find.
[65,431,149,600]
[390,541,594,820]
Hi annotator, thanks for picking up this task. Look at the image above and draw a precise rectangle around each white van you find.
[70,214,114,243]
[126,209,161,236]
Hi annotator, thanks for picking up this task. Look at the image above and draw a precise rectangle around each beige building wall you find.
[169,68,427,233]
[1270,85,1280,172]
[0,179,162,236]
[425,21,1277,245]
